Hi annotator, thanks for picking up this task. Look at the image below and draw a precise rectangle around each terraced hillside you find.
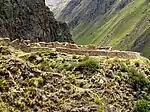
[0,38,150,111]
[55,0,150,58]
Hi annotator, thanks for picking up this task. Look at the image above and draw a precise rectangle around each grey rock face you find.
[0,0,73,43]
[58,0,116,28]
[57,0,132,28]
[131,28,150,58]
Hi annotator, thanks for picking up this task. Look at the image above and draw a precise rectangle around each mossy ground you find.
[0,46,150,112]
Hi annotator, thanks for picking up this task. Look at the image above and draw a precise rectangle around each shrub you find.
[94,96,104,112]
[75,57,99,74]
[134,61,140,67]
[97,107,104,112]
[0,79,9,91]
[68,74,76,83]
[29,77,44,87]
[37,60,53,72]
[134,100,150,112]
[120,63,128,72]
[45,52,57,58]
[128,67,149,90]
[0,47,11,55]
[94,96,102,105]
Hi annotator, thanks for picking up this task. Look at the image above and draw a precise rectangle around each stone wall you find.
[0,38,141,59]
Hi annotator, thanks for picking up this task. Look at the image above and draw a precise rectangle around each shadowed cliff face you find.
[0,0,73,43]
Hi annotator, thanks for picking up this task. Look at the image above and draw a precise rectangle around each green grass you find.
[92,0,147,45]
[134,100,150,112]
[0,46,149,111]
[108,1,147,45]
[69,0,150,58]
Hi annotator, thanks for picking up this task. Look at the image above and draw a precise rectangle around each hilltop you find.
[0,37,150,111]
[55,0,150,58]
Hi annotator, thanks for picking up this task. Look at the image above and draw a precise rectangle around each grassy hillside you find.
[56,0,150,58]
[0,42,150,111]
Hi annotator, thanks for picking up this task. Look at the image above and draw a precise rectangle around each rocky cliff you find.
[0,0,73,43]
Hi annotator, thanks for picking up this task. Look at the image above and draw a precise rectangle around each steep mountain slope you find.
[52,0,71,18]
[56,0,150,58]
[0,0,73,43]
[45,0,61,9]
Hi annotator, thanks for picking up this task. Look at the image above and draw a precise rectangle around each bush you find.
[120,63,128,72]
[29,77,44,87]
[94,96,104,112]
[37,60,53,72]
[75,57,99,74]
[0,79,9,91]
[68,74,76,83]
[128,67,149,90]
[94,96,102,105]
[72,55,78,59]
[134,100,150,112]
[27,53,43,64]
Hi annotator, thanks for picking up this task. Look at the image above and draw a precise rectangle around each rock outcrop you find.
[0,0,73,43]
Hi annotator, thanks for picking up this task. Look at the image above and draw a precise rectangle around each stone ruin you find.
[0,38,142,59]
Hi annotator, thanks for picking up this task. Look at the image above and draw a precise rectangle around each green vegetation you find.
[0,46,149,111]
[56,0,150,58]
[134,100,150,112]
[128,67,149,90]
[75,56,99,74]
[29,77,44,87]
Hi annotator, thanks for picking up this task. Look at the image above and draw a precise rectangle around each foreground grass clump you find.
[75,56,99,74]
[0,47,150,112]
[37,60,53,72]
[128,67,149,90]
[134,100,150,112]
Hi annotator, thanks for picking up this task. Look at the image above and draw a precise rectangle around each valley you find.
[0,0,149,112]
[54,0,150,58]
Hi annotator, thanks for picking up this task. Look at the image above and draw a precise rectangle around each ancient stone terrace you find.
[0,38,142,59]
